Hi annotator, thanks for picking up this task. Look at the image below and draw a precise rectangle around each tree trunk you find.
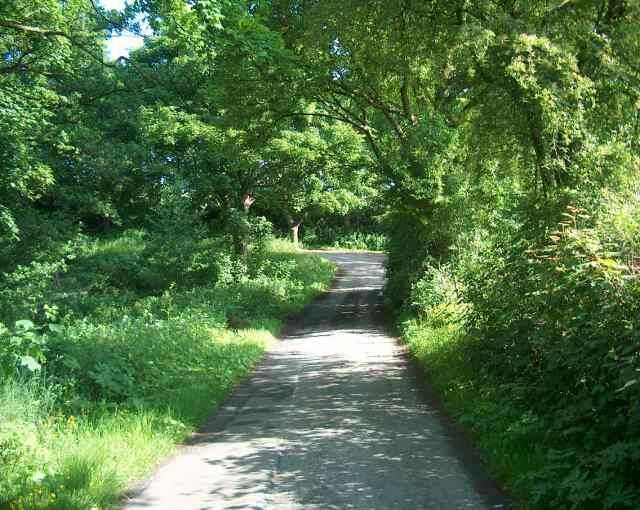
[286,212,303,247]
[233,193,255,256]
[242,193,255,214]
[290,221,301,247]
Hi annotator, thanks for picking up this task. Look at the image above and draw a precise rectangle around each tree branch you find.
[275,111,369,133]
[0,48,33,75]
[0,19,66,36]
[88,0,126,31]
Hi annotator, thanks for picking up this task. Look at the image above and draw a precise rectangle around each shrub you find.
[0,260,68,325]
[385,211,434,311]
[0,320,58,379]
[408,264,467,328]
[305,226,388,251]
[465,206,640,508]
[330,231,387,251]
[0,220,333,510]
[143,187,209,289]
[399,202,640,509]
[0,209,81,272]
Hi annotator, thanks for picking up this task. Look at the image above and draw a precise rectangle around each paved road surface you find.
[123,251,509,510]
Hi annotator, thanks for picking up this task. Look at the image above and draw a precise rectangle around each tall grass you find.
[401,319,546,506]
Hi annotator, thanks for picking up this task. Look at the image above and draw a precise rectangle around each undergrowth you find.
[393,200,640,510]
[303,225,388,252]
[0,231,335,510]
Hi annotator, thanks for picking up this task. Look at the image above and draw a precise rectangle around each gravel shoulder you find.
[123,251,510,510]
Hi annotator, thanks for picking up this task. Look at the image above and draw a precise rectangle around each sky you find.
[100,0,146,60]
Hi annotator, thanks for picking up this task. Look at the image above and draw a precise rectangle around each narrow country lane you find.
[123,252,509,510]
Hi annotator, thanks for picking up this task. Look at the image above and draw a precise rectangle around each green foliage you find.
[316,232,387,252]
[408,265,466,328]
[0,320,58,379]
[0,379,56,507]
[398,199,640,509]
[142,186,212,288]
[0,0,116,245]
[223,209,274,258]
[0,261,66,325]
[252,121,379,244]
[2,0,640,508]
[462,205,640,508]
[0,234,335,509]
[327,232,387,251]
[385,212,435,311]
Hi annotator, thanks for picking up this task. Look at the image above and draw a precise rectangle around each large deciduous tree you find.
[261,120,376,245]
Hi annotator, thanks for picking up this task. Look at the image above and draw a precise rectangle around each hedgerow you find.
[393,198,640,509]
[0,228,334,509]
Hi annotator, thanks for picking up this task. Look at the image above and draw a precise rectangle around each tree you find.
[260,120,375,245]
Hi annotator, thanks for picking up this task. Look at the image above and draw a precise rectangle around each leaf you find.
[616,379,638,393]
[20,355,42,372]
[48,323,63,334]
[596,258,628,272]
[15,319,35,331]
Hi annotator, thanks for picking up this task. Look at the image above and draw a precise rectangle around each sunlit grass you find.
[0,239,336,510]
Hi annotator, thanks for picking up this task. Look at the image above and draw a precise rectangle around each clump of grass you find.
[0,379,56,509]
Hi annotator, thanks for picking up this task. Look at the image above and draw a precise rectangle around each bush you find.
[0,320,58,379]
[0,258,68,325]
[304,224,387,251]
[71,230,147,291]
[331,231,387,251]
[143,187,209,289]
[0,209,81,272]
[398,201,640,509]
[0,234,336,510]
[408,264,466,327]
[464,206,640,508]
[385,211,434,311]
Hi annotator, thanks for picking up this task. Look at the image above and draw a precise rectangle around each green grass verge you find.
[401,318,546,509]
[1,240,335,510]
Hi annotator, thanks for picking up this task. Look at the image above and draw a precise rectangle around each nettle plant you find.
[0,319,62,379]
[527,204,638,381]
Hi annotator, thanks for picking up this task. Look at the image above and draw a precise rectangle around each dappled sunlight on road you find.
[123,252,509,510]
